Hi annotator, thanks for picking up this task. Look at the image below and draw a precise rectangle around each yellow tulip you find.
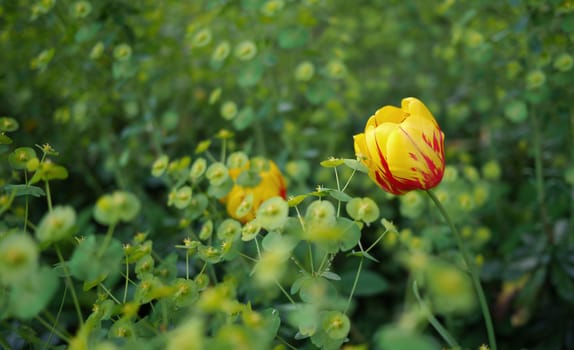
[224,158,287,222]
[353,97,445,195]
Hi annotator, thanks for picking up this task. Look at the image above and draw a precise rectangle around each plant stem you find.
[45,181,53,212]
[45,285,70,346]
[99,283,121,304]
[123,254,130,304]
[334,166,342,216]
[97,224,116,258]
[275,280,296,304]
[344,257,363,314]
[412,280,460,348]
[55,244,84,327]
[35,315,71,343]
[24,171,29,233]
[365,229,388,253]
[426,190,497,350]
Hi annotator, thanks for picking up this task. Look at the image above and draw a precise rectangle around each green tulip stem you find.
[426,190,497,350]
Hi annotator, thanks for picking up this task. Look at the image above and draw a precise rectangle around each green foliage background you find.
[1,0,574,349]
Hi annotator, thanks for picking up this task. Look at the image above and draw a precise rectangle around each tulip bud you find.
[353,97,445,195]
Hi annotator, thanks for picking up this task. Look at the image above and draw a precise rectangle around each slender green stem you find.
[24,171,29,233]
[334,166,342,216]
[276,335,298,350]
[294,205,306,231]
[307,243,315,274]
[412,280,460,348]
[45,285,69,347]
[45,181,53,212]
[254,237,262,259]
[316,251,331,275]
[365,229,389,253]
[97,224,116,258]
[530,109,551,243]
[42,310,72,339]
[123,254,129,304]
[55,245,84,327]
[186,249,190,280]
[426,190,496,350]
[341,168,357,192]
[35,316,71,343]
[275,280,296,304]
[207,264,218,284]
[99,283,121,304]
[344,257,363,314]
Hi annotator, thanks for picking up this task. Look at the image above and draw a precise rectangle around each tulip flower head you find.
[354,97,445,195]
[224,158,287,222]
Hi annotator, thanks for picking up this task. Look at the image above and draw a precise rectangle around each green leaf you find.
[320,158,345,167]
[320,311,350,340]
[346,197,380,224]
[0,133,12,144]
[29,163,69,184]
[238,61,263,87]
[516,267,546,307]
[69,235,123,282]
[233,106,255,130]
[8,147,37,170]
[348,250,380,263]
[3,184,45,198]
[188,193,208,219]
[336,217,361,252]
[551,263,574,303]
[504,100,528,123]
[257,196,289,231]
[305,82,335,105]
[287,194,308,207]
[343,159,368,173]
[0,117,19,132]
[236,169,262,187]
[339,269,388,296]
[207,178,233,199]
[8,266,58,319]
[329,190,352,202]
[321,271,341,281]
[278,27,310,49]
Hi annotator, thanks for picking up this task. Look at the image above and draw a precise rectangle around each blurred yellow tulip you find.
[224,158,286,222]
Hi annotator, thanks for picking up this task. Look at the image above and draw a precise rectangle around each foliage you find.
[1,0,574,349]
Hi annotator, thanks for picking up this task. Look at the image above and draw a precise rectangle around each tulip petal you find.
[385,121,444,190]
[399,115,444,166]
[401,97,438,126]
[353,133,369,161]
[363,124,411,194]
[369,106,406,127]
